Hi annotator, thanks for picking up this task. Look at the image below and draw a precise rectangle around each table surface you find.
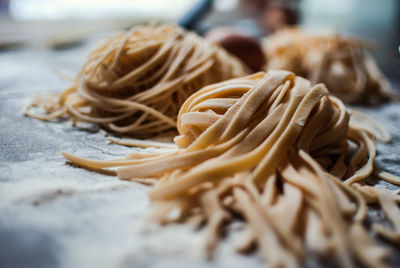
[1,39,400,268]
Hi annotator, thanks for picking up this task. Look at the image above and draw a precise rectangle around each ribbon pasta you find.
[63,71,400,267]
[263,28,394,104]
[25,24,249,136]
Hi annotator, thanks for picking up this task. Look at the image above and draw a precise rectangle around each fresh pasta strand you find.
[62,71,400,268]
[25,24,249,136]
[263,27,395,105]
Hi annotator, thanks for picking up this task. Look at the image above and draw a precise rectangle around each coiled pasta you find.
[263,28,394,104]
[63,70,400,268]
[25,24,249,136]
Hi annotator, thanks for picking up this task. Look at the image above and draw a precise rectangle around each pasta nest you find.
[64,70,400,268]
[263,27,393,104]
[26,24,249,136]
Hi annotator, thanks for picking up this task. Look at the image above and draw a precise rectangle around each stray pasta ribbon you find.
[263,27,394,104]
[25,24,249,136]
[62,71,400,268]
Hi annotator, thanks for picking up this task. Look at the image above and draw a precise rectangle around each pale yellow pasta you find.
[25,24,249,136]
[62,71,400,268]
[263,27,394,104]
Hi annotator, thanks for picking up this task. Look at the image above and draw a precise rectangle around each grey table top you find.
[1,43,400,268]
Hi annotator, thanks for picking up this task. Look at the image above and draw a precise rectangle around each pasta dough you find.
[25,24,249,136]
[62,71,400,268]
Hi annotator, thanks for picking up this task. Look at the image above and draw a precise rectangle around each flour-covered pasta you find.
[63,70,400,267]
[26,24,249,136]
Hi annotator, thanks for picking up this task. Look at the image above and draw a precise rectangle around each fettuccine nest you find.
[25,24,249,136]
[263,27,393,104]
[63,71,400,268]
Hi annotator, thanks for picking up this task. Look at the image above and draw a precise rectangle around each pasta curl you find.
[25,24,249,136]
[263,27,394,104]
[63,71,400,268]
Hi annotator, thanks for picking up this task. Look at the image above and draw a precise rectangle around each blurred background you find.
[0,0,399,82]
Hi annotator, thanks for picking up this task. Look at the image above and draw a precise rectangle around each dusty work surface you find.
[1,44,400,268]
